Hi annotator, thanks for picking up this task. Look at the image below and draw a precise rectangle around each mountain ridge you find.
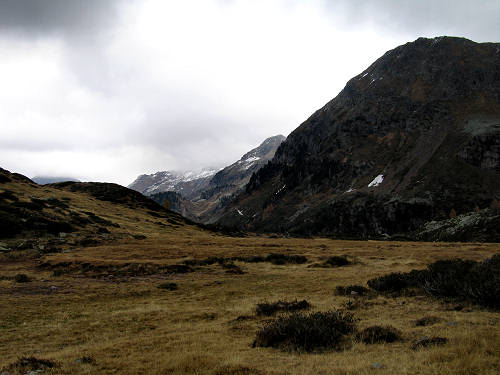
[216,36,500,241]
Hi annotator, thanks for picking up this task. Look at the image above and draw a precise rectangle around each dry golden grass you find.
[1,174,499,374]
[1,228,499,375]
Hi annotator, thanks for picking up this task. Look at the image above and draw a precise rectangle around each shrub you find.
[253,310,357,352]
[414,316,442,327]
[4,357,57,373]
[324,255,351,267]
[158,282,178,290]
[233,255,266,263]
[366,255,500,309]
[14,273,31,283]
[367,272,411,292]
[255,299,310,316]
[265,253,307,265]
[183,256,226,266]
[231,253,307,265]
[335,285,369,296]
[356,325,402,344]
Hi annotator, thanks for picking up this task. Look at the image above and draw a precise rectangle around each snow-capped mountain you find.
[130,135,286,222]
[128,167,220,199]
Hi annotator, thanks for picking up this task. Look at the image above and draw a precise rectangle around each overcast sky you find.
[1,0,499,185]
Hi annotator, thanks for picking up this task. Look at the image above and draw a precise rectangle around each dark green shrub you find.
[253,310,357,352]
[157,282,177,290]
[255,299,310,316]
[367,272,412,292]
[183,256,226,266]
[335,285,369,296]
[265,253,307,265]
[324,256,350,267]
[367,255,500,309]
[14,273,31,283]
[356,325,402,344]
[235,255,266,263]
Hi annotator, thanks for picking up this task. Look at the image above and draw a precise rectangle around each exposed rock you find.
[370,362,386,370]
[217,37,500,241]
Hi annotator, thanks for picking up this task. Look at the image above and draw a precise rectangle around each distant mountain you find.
[32,176,80,185]
[216,37,500,241]
[135,135,286,222]
[128,167,220,199]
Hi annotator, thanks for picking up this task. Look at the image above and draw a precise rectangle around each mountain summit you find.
[217,37,500,240]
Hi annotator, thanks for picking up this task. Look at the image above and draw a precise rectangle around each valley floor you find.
[1,232,499,375]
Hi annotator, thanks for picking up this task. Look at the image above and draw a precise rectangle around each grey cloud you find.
[0,0,125,36]
[323,0,500,42]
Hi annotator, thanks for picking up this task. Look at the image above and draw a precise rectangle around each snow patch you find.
[345,187,355,193]
[275,184,286,195]
[368,174,384,187]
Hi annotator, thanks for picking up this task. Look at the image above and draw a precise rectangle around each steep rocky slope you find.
[217,37,500,240]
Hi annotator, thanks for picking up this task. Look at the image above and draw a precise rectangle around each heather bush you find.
[253,310,357,352]
[356,325,402,344]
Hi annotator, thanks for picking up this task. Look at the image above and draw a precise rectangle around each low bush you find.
[253,310,357,352]
[183,256,226,266]
[14,273,31,283]
[157,282,178,290]
[367,255,500,309]
[255,299,310,316]
[356,325,402,344]
[265,253,307,265]
[231,253,307,265]
[367,272,416,293]
[3,357,58,373]
[324,255,351,267]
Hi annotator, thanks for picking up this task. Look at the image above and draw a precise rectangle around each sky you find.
[1,0,499,185]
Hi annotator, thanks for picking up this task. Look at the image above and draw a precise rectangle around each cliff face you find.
[217,37,500,239]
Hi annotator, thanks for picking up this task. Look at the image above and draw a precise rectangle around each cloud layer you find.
[1,0,499,185]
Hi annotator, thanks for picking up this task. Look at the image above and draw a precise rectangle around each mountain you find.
[128,167,220,199]
[32,176,81,185]
[0,166,197,248]
[133,135,286,222]
[216,37,500,241]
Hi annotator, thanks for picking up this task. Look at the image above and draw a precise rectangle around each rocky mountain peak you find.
[218,37,500,240]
